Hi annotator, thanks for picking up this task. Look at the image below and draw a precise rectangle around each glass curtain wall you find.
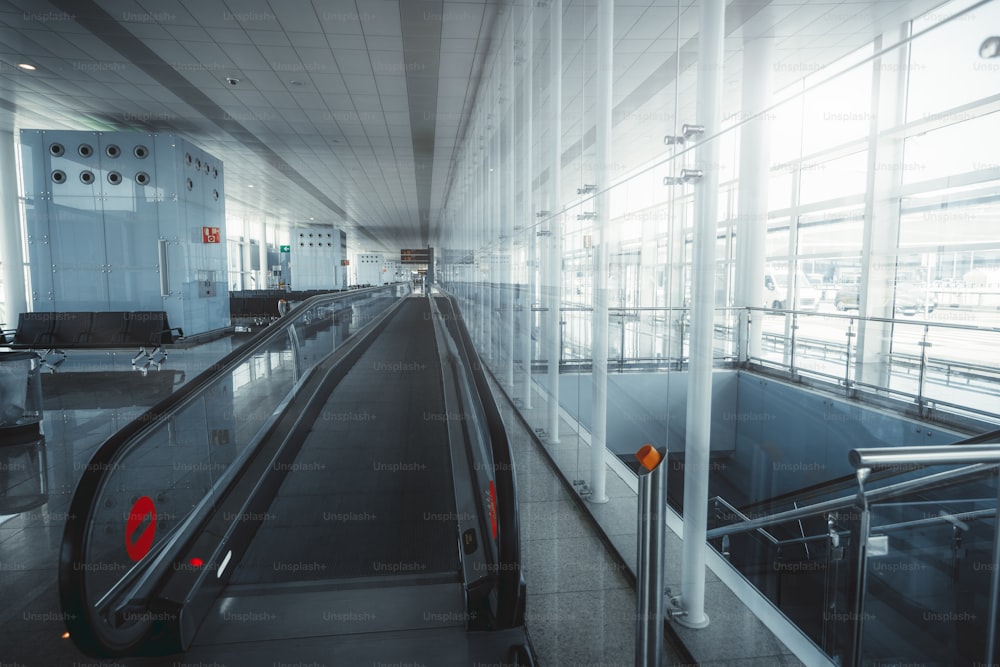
[437,0,1000,662]
[439,0,1000,431]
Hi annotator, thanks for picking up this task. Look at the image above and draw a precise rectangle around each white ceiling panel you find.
[0,0,958,250]
[282,31,329,49]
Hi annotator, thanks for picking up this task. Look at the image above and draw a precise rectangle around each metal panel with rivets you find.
[18,130,228,335]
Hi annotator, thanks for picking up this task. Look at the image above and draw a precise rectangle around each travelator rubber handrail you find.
[735,427,1000,515]
[432,291,525,629]
[59,285,401,657]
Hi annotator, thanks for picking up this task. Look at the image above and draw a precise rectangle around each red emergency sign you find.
[125,496,157,561]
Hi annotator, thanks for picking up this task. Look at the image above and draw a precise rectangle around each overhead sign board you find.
[400,248,431,264]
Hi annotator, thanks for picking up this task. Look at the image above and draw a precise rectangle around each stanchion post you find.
[635,444,667,667]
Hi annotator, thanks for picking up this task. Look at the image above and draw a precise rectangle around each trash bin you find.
[0,351,47,514]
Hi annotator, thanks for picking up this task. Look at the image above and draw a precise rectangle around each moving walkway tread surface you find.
[227,296,460,584]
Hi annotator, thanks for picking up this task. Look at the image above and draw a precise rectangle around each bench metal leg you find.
[132,346,168,374]
[38,348,67,372]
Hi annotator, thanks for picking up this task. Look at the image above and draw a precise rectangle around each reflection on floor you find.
[0,336,240,667]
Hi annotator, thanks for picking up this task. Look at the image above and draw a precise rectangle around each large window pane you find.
[797,208,865,257]
[906,0,1000,121]
[799,151,868,205]
[899,191,1000,248]
[801,46,873,155]
[902,111,1000,184]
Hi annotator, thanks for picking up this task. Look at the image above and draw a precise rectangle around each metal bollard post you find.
[635,444,667,667]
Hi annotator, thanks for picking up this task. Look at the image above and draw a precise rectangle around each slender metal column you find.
[635,445,667,666]
[678,0,725,629]
[0,130,28,319]
[486,108,501,370]
[479,152,488,352]
[588,0,613,504]
[521,3,535,409]
[545,0,563,444]
[504,21,516,388]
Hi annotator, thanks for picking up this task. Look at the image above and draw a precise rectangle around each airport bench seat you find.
[2,311,183,372]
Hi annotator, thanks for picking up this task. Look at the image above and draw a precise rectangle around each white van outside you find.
[764,269,821,311]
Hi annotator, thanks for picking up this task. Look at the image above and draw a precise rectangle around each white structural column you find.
[521,3,535,408]
[678,0,725,629]
[545,0,563,444]
[504,23,516,388]
[734,35,775,362]
[490,113,499,363]
[0,130,27,320]
[479,155,488,352]
[588,0,612,505]
[856,29,906,389]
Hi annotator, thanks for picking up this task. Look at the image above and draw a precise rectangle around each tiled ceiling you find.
[0,0,954,251]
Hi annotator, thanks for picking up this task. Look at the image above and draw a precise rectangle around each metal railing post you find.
[635,444,667,667]
[917,323,930,414]
[845,317,855,395]
[850,466,872,667]
[986,470,1000,664]
[789,311,798,378]
[619,315,625,372]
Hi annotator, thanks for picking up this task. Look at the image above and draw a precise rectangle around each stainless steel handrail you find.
[873,507,996,533]
[851,444,1000,469]
[705,463,995,541]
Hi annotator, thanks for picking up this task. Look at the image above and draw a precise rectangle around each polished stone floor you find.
[2,300,692,666]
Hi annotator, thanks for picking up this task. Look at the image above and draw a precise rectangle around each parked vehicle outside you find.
[764,269,821,311]
[834,283,937,315]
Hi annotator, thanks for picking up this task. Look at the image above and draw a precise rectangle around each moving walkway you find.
[58,285,534,665]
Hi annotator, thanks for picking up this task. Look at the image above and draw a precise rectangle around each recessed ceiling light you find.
[247,184,255,188]
[309,217,315,220]
[17,63,36,71]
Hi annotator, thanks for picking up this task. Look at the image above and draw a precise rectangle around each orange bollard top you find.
[635,444,661,471]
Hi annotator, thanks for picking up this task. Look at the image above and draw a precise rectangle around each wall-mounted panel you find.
[19,129,228,335]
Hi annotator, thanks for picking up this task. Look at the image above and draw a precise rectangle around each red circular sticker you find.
[125,496,157,562]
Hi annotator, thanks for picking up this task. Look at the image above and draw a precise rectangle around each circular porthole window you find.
[49,143,65,157]
[213,189,219,201]
[213,167,218,179]
[107,171,122,185]
[78,143,94,158]
[195,158,202,170]
[133,145,149,159]
[79,170,95,185]
[105,144,121,158]
[186,178,194,191]
[204,163,210,175]
[185,153,193,166]
[51,170,66,184]
[135,171,150,186]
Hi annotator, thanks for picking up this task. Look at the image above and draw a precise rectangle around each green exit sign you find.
[280,245,290,253]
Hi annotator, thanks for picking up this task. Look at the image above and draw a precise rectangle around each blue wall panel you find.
[19,130,227,335]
